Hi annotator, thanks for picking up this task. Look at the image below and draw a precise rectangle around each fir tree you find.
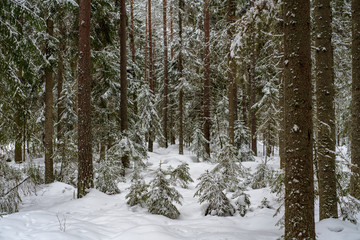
[146,165,183,219]
[94,158,124,195]
[126,170,148,207]
[170,163,193,188]
[194,170,235,216]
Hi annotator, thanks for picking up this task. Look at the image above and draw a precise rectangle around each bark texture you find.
[350,0,360,199]
[315,0,338,219]
[120,0,129,168]
[203,0,211,158]
[283,0,315,238]
[227,0,236,145]
[163,0,168,148]
[178,0,184,155]
[77,0,93,198]
[44,18,54,184]
[148,0,154,152]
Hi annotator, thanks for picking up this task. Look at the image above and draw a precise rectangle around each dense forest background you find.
[1,0,359,238]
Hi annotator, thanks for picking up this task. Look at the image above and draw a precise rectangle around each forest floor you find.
[1,144,359,240]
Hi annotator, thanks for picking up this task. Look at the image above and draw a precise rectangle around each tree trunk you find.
[44,18,54,184]
[203,0,211,158]
[15,106,22,164]
[57,12,65,156]
[130,0,135,64]
[178,0,184,155]
[350,0,360,199]
[249,38,257,156]
[148,0,154,152]
[315,0,338,219]
[77,0,93,198]
[283,0,315,238]
[227,0,236,145]
[163,0,168,148]
[120,0,129,169]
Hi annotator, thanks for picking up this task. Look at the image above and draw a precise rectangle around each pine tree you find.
[283,0,315,238]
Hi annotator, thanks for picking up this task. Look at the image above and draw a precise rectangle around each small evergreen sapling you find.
[212,143,249,192]
[146,165,183,219]
[170,163,193,188]
[234,120,254,162]
[194,170,235,216]
[126,170,148,207]
[251,158,275,189]
[232,189,251,217]
[94,158,124,195]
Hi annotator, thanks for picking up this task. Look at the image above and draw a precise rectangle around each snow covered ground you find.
[1,144,359,240]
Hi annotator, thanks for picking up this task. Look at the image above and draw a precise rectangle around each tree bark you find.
[148,0,154,152]
[77,0,93,198]
[203,0,211,158]
[283,0,315,238]
[315,0,338,219]
[178,0,184,155]
[120,0,129,169]
[163,0,168,148]
[130,0,135,64]
[227,0,236,145]
[350,0,360,199]
[44,18,54,184]
[57,11,65,153]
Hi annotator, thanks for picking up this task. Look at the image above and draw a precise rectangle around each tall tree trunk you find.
[44,18,54,184]
[144,3,148,83]
[178,0,184,155]
[315,0,338,219]
[249,36,257,156]
[148,0,154,152]
[77,0,93,198]
[130,0,135,64]
[350,0,360,199]
[283,0,315,238]
[120,0,129,169]
[57,12,65,156]
[169,5,176,145]
[203,0,211,158]
[227,0,236,145]
[163,0,169,148]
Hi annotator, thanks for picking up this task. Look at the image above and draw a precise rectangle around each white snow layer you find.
[0,144,359,240]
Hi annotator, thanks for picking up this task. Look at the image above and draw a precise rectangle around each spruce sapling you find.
[147,165,183,219]
[194,170,235,216]
[170,163,193,188]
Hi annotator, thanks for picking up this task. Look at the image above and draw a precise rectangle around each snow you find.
[1,144,360,240]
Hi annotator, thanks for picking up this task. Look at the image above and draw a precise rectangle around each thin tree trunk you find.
[227,0,236,145]
[203,0,211,158]
[15,106,22,164]
[315,0,338,219]
[169,5,176,145]
[144,3,148,83]
[120,0,129,169]
[283,0,315,238]
[57,12,65,154]
[130,0,135,64]
[77,0,93,198]
[148,0,154,152]
[249,38,257,156]
[178,0,184,155]
[45,18,54,184]
[350,0,360,199]
[163,0,169,148]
